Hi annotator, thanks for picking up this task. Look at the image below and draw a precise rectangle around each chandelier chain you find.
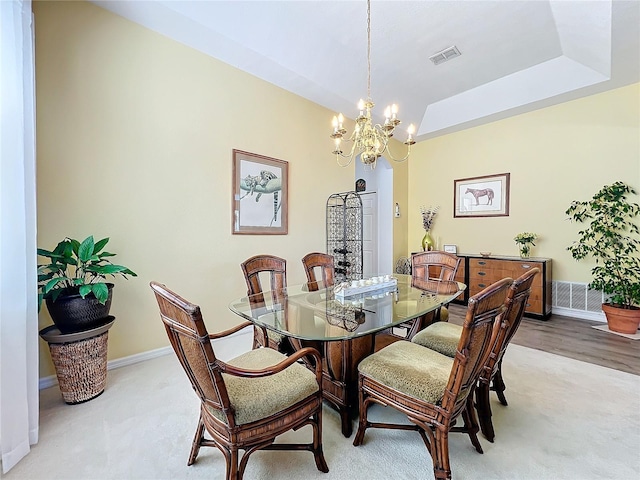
[330,0,415,168]
[367,0,371,100]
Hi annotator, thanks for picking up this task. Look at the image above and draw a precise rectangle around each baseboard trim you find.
[39,325,253,390]
[553,306,606,323]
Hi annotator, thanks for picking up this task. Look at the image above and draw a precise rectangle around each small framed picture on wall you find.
[443,244,457,254]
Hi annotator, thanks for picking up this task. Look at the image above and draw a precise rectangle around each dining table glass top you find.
[228,274,465,342]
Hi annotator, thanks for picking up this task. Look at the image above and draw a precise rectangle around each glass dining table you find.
[228,274,465,437]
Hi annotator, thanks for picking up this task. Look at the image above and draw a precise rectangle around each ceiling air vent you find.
[429,46,461,66]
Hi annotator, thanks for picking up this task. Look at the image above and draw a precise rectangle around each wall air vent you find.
[552,281,607,322]
[429,46,461,66]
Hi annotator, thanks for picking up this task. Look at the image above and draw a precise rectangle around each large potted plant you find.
[565,182,640,334]
[38,235,137,334]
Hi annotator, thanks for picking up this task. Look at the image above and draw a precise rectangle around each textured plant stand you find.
[39,317,114,404]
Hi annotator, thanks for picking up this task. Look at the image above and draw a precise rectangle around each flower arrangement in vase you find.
[514,232,538,258]
[420,205,440,251]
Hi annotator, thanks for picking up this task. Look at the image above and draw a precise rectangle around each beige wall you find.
[392,154,409,264]
[407,83,640,282]
[34,0,354,377]
[34,0,639,379]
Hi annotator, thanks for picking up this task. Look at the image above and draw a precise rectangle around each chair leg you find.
[475,381,495,442]
[312,410,330,473]
[226,446,240,480]
[188,414,205,465]
[492,360,508,406]
[352,389,369,446]
[432,427,452,480]
[462,395,483,454]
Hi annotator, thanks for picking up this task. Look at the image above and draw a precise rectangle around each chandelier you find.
[331,0,415,169]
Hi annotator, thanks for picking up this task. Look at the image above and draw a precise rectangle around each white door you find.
[362,193,377,278]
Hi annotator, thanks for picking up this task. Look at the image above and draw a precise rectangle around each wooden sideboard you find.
[453,254,552,319]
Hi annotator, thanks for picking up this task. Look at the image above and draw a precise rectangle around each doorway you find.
[355,157,394,276]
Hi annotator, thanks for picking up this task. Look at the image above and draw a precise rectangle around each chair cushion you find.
[267,329,285,343]
[256,314,285,344]
[211,348,318,426]
[358,341,453,404]
[412,322,462,358]
[439,306,450,322]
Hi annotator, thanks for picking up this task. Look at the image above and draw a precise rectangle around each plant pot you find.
[45,284,114,334]
[602,303,640,334]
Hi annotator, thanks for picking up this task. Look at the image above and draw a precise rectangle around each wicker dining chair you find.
[240,254,290,352]
[150,281,329,480]
[297,252,336,367]
[374,279,462,351]
[412,267,540,442]
[353,277,512,480]
[412,251,461,322]
[301,252,335,291]
[373,251,462,351]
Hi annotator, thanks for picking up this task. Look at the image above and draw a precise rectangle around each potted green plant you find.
[38,235,137,333]
[514,232,538,258]
[566,182,640,334]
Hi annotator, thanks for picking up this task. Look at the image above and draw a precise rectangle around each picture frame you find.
[443,244,457,254]
[232,150,288,235]
[454,173,510,218]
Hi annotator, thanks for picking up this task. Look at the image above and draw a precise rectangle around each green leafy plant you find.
[565,181,640,308]
[514,232,538,257]
[37,236,137,310]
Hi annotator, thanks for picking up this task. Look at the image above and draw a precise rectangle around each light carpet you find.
[5,344,640,480]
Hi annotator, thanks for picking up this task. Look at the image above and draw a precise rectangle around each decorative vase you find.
[519,244,531,259]
[422,231,435,251]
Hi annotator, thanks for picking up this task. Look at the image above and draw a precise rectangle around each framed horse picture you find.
[454,173,510,218]
[232,150,288,234]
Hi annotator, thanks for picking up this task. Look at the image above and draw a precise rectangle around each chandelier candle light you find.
[331,0,415,169]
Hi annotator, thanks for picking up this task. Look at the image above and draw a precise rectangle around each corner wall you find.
[407,83,640,283]
[33,0,354,377]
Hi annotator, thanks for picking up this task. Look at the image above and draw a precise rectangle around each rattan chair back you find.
[411,251,460,288]
[240,255,289,350]
[241,254,287,303]
[150,282,232,424]
[301,252,335,291]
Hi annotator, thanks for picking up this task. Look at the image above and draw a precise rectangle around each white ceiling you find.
[91,0,640,142]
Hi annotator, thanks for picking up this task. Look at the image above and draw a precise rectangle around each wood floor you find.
[446,304,640,376]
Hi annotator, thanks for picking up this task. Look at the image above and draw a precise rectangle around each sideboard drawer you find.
[457,254,552,319]
[525,297,543,315]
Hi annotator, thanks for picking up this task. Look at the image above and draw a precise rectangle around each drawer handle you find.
[478,283,486,288]
[521,264,531,269]
[478,261,486,265]
[477,272,486,276]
